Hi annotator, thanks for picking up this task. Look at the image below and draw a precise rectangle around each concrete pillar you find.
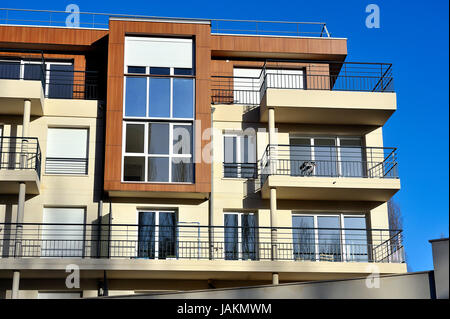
[272,273,279,285]
[11,271,20,299]
[22,99,31,137]
[270,187,278,261]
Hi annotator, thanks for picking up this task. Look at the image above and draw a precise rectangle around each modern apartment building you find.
[0,9,405,299]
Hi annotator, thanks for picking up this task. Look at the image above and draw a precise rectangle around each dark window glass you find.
[149,77,170,117]
[48,64,74,99]
[24,63,44,81]
[150,67,170,75]
[158,212,177,259]
[125,124,145,153]
[123,156,145,181]
[292,216,315,261]
[125,77,147,117]
[148,123,169,155]
[173,78,194,118]
[148,157,169,182]
[241,214,257,260]
[317,216,342,262]
[224,214,238,260]
[0,61,20,79]
[128,66,146,74]
[172,125,192,155]
[138,212,156,258]
[171,157,193,183]
[174,68,193,76]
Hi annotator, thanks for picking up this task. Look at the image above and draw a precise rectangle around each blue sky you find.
[1,0,448,271]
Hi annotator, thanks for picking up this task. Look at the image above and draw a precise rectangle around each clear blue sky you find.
[2,0,448,272]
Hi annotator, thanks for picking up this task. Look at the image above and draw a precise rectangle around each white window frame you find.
[122,121,193,184]
[122,66,195,121]
[291,213,367,262]
[223,132,256,178]
[136,210,177,260]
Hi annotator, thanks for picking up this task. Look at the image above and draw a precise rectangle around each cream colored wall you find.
[212,103,393,255]
[0,99,102,225]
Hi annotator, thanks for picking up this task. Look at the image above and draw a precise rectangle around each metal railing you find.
[260,144,398,184]
[223,162,258,179]
[0,223,404,263]
[0,50,99,100]
[211,61,394,105]
[0,8,331,38]
[0,137,42,178]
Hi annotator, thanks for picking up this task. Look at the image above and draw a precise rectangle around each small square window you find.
[150,67,170,75]
[123,156,145,181]
[174,68,193,76]
[128,66,146,74]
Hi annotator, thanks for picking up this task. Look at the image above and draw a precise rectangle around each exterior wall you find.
[0,98,102,225]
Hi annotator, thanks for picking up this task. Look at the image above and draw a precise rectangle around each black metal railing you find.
[0,55,99,100]
[223,162,258,179]
[0,137,42,178]
[0,223,404,263]
[260,144,398,184]
[211,61,394,105]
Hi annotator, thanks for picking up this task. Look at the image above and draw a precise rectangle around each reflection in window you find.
[123,156,145,181]
[292,216,315,261]
[224,213,257,260]
[149,78,170,117]
[173,78,194,118]
[125,77,147,117]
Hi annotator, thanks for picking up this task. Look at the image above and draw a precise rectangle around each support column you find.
[268,107,278,282]
[272,273,279,285]
[270,187,278,262]
[12,99,31,299]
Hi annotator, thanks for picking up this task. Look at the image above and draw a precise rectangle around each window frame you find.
[121,121,194,184]
[223,212,258,260]
[291,212,368,262]
[223,132,257,179]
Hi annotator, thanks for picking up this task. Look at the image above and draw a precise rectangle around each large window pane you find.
[173,78,194,118]
[224,214,239,260]
[123,156,145,181]
[149,77,170,117]
[125,124,145,153]
[147,157,169,182]
[158,212,177,259]
[317,216,341,262]
[344,216,368,262]
[148,123,169,154]
[292,216,315,261]
[172,157,193,183]
[173,125,192,155]
[48,64,74,99]
[24,64,43,81]
[0,61,20,79]
[224,136,237,178]
[340,139,364,177]
[314,139,338,177]
[138,212,156,258]
[290,138,313,176]
[125,77,147,117]
[241,214,257,260]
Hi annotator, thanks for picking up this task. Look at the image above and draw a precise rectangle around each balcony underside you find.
[0,170,40,194]
[260,89,396,125]
[0,258,407,282]
[261,175,400,201]
[0,79,44,115]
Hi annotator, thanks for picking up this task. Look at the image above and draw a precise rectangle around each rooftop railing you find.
[0,223,404,263]
[211,60,394,105]
[0,8,331,37]
[0,137,42,178]
[260,144,398,184]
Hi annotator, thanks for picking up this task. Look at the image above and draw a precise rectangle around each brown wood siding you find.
[103,20,211,195]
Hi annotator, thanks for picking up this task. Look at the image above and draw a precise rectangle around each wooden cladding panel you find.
[104,20,211,195]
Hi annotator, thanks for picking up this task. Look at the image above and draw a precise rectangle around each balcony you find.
[211,61,396,126]
[0,137,41,194]
[0,223,404,264]
[0,55,100,116]
[260,144,400,201]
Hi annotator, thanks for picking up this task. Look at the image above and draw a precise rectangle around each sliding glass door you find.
[138,211,177,259]
[224,213,257,260]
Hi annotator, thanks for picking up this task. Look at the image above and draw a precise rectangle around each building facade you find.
[0,10,406,299]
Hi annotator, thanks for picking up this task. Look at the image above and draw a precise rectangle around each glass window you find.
[148,123,170,155]
[174,68,193,75]
[292,216,315,261]
[172,157,193,183]
[173,78,194,118]
[340,139,364,177]
[344,216,368,262]
[0,61,20,79]
[138,211,177,259]
[125,77,147,117]
[123,156,145,181]
[224,213,257,260]
[48,64,74,99]
[24,63,43,80]
[125,124,145,153]
[317,216,341,262]
[223,135,256,178]
[290,138,313,176]
[173,125,192,155]
[128,66,146,74]
[148,77,170,117]
[148,157,169,182]
[150,67,170,75]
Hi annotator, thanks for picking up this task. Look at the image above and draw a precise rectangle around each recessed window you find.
[223,134,256,178]
[45,128,88,175]
[224,212,257,260]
